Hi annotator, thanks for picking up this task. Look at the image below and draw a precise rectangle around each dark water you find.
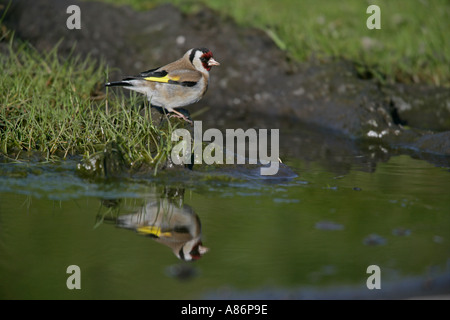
[1,128,450,299]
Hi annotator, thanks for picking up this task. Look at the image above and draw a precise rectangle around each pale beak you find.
[208,58,220,66]
[198,245,209,255]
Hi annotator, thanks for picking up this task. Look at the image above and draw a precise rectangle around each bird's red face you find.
[200,51,220,71]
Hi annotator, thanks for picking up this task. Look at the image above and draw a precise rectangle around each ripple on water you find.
[392,227,412,236]
[315,221,345,231]
[363,234,387,246]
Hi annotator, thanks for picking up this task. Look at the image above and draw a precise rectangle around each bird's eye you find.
[190,243,203,259]
[200,51,213,63]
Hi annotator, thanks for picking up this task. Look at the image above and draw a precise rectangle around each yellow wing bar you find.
[144,75,180,83]
[137,226,172,237]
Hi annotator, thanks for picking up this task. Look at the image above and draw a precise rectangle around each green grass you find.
[0,37,177,172]
[98,0,450,86]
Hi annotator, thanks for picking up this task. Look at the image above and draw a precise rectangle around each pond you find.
[0,125,449,300]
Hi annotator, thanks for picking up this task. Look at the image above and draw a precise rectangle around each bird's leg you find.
[168,109,193,124]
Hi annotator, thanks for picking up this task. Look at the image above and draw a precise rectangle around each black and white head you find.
[187,47,220,74]
[176,239,209,261]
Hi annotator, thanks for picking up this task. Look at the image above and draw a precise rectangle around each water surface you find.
[1,141,449,299]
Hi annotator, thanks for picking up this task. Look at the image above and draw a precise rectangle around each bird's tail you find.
[105,80,132,87]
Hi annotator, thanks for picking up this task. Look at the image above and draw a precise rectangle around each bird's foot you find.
[169,110,193,125]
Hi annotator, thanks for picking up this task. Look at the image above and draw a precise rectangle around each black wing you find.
[138,67,166,78]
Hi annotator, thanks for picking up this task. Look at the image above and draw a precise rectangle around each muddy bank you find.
[2,0,449,166]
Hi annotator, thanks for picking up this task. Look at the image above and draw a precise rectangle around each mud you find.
[2,0,449,167]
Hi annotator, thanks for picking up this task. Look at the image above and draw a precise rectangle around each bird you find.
[117,195,209,261]
[105,47,220,122]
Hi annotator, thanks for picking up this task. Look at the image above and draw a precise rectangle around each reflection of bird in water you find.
[117,196,208,261]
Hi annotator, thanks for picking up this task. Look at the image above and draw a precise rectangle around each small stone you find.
[176,35,186,46]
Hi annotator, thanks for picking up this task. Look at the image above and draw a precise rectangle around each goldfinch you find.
[105,47,220,122]
[117,198,209,261]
